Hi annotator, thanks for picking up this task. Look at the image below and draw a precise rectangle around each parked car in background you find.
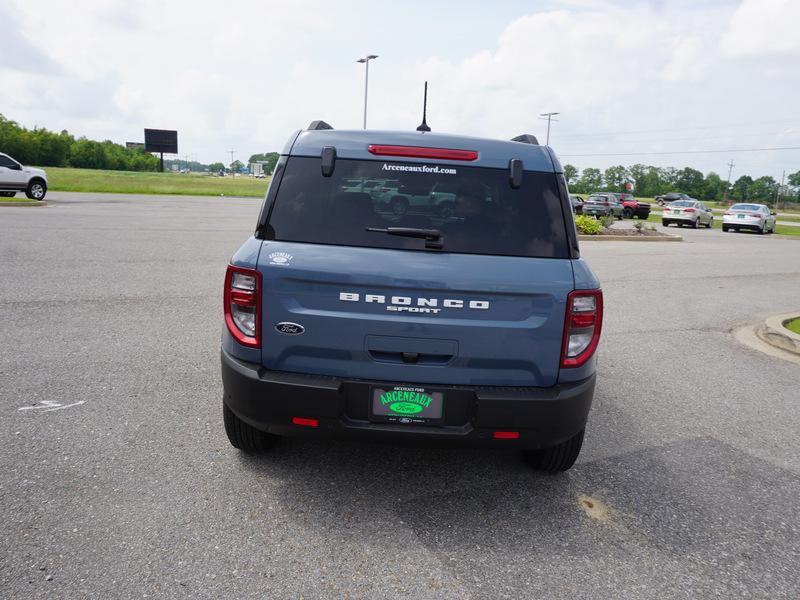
[0,152,48,200]
[570,194,584,214]
[582,194,623,219]
[722,203,776,234]
[619,195,650,219]
[654,192,693,206]
[661,200,714,228]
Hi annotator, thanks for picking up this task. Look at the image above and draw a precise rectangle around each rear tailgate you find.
[258,241,573,387]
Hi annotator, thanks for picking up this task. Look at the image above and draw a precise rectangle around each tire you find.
[26,179,47,200]
[638,213,649,220]
[706,218,713,229]
[622,208,633,219]
[758,222,766,235]
[722,225,729,232]
[616,212,623,221]
[438,202,455,219]
[523,428,585,473]
[691,218,698,229]
[390,196,409,216]
[662,220,669,227]
[223,402,279,453]
[657,198,665,206]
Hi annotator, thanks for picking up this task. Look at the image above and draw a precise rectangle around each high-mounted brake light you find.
[368,145,478,161]
[224,265,261,348]
[561,290,603,368]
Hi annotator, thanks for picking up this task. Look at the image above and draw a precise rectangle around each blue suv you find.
[221,122,602,472]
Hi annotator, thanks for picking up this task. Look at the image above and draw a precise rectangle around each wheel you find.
[438,202,455,219]
[722,225,729,232]
[691,218,699,229]
[26,179,47,200]
[390,196,409,216]
[622,208,633,219]
[0,191,16,197]
[638,213,649,219]
[706,218,713,229]
[616,212,623,221]
[523,428,585,473]
[662,220,669,227]
[657,198,665,206]
[758,222,766,235]
[223,402,279,453]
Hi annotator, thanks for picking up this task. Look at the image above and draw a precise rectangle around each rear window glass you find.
[730,204,761,211]
[267,157,569,258]
[670,200,694,207]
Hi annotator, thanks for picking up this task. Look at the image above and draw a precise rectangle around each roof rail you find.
[511,134,539,145]
[307,120,333,131]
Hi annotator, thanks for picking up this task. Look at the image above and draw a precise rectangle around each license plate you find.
[370,385,445,425]
[673,209,681,214]
[738,214,744,219]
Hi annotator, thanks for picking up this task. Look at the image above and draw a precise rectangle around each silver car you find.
[661,200,713,228]
[722,203,777,234]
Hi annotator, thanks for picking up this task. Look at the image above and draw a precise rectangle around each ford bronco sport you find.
[221,122,603,472]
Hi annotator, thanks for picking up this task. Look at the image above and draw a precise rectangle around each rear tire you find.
[662,220,669,227]
[390,196,409,216]
[706,218,713,229]
[691,218,699,229]
[722,225,729,232]
[523,428,585,473]
[622,208,633,219]
[223,402,279,453]
[758,222,765,235]
[26,179,47,200]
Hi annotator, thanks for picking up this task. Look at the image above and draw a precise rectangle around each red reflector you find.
[493,431,520,440]
[368,145,478,161]
[292,416,319,427]
[571,313,596,328]
[230,289,255,305]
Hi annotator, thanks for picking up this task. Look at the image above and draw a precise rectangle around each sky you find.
[2,0,799,181]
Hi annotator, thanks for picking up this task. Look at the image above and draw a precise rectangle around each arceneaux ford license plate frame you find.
[369,385,445,426]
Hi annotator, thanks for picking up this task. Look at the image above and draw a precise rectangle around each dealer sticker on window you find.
[370,386,444,425]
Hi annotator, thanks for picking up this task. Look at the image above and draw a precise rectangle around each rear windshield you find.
[267,157,569,258]
[670,200,694,207]
[730,204,761,211]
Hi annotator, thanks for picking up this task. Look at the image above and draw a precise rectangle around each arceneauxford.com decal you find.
[381,163,457,175]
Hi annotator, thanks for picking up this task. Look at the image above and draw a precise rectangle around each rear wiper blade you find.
[366,227,441,240]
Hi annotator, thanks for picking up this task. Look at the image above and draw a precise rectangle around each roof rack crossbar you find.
[511,134,539,145]
[307,120,333,131]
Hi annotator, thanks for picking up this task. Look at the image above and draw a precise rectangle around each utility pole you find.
[356,55,379,129]
[775,170,785,206]
[539,112,560,145]
[724,160,734,203]
[228,149,236,170]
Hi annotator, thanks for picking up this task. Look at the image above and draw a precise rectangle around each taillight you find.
[684,208,696,213]
[224,265,261,348]
[561,290,603,368]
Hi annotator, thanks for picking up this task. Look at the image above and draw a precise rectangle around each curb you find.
[0,200,47,207]
[578,233,682,242]
[756,313,800,355]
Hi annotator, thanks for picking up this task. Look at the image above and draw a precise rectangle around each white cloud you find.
[720,0,800,57]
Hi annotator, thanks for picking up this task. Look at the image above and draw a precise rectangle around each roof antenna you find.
[416,81,431,132]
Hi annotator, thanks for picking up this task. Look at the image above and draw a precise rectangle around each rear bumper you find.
[221,349,595,449]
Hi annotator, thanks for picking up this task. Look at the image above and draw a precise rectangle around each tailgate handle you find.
[401,352,419,364]
[368,350,453,366]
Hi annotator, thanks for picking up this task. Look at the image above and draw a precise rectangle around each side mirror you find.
[770,211,777,216]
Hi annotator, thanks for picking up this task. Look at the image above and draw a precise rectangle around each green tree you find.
[603,165,628,192]
[732,175,753,201]
[748,176,777,202]
[209,162,225,173]
[703,172,724,201]
[675,167,705,198]
[563,164,578,186]
[576,168,603,193]
[230,159,245,173]
[248,152,280,174]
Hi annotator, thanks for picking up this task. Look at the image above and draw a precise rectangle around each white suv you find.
[0,153,48,200]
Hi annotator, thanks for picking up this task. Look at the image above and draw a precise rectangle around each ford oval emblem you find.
[275,322,305,335]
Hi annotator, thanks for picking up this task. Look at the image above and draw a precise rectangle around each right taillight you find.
[224,265,261,348]
[561,290,603,368]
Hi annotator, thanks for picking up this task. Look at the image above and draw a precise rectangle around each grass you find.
[0,195,36,203]
[785,318,800,335]
[44,167,270,197]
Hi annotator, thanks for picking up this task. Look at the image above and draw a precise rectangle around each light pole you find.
[539,112,560,145]
[356,54,378,129]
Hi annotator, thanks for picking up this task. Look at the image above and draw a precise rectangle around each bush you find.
[575,215,602,235]
[599,215,615,229]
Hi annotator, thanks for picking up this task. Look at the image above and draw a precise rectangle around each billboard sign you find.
[144,129,178,154]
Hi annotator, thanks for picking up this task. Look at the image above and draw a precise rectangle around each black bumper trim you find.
[221,349,596,449]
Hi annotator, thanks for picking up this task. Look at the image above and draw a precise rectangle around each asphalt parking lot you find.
[2,192,799,598]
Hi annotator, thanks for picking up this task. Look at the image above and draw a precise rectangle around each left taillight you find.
[224,265,261,348]
[561,290,603,368]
